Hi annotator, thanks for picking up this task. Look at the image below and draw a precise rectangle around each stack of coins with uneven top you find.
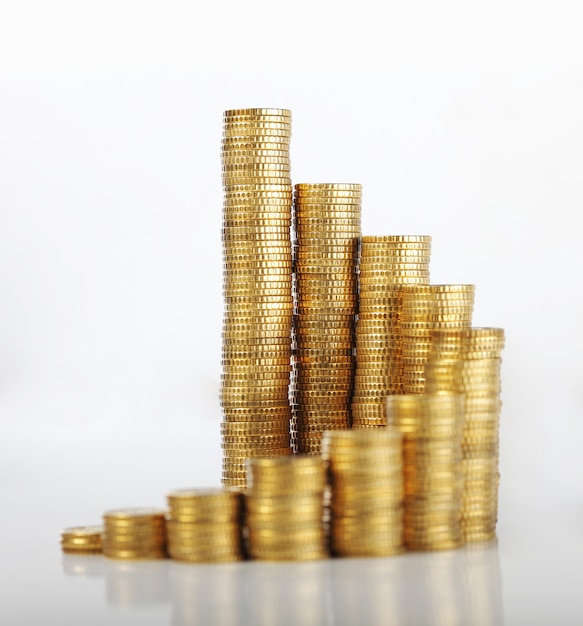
[221,108,294,490]
[245,456,329,560]
[322,428,404,557]
[291,183,362,454]
[400,284,475,394]
[60,525,103,554]
[165,488,244,562]
[102,508,167,560]
[387,393,465,551]
[352,236,431,428]
[425,327,505,542]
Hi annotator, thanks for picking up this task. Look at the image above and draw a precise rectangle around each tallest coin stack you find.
[220,109,294,490]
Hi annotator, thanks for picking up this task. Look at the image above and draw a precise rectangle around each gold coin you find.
[223,108,291,118]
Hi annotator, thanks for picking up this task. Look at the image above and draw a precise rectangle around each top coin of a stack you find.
[224,108,292,118]
[361,235,432,245]
[295,183,362,192]
[103,507,167,524]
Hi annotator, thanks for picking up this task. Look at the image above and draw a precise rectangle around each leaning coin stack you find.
[60,525,104,554]
[221,108,294,490]
[291,183,362,454]
[400,284,475,394]
[352,236,431,428]
[245,456,329,561]
[387,393,465,551]
[322,428,404,557]
[165,488,244,562]
[102,508,167,560]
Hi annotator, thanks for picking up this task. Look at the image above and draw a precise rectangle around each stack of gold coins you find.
[60,526,104,554]
[387,393,465,551]
[455,328,505,543]
[322,428,404,557]
[102,508,167,560]
[245,456,329,561]
[424,328,505,542]
[400,284,475,394]
[221,108,294,490]
[291,183,362,454]
[352,236,431,428]
[165,488,244,562]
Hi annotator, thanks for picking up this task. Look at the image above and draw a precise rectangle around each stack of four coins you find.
[221,109,294,490]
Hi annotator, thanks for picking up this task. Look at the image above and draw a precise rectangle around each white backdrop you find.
[1,5,583,622]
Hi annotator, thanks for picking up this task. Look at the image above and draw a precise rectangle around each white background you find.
[1,2,583,625]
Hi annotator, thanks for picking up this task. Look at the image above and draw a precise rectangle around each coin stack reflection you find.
[352,236,431,428]
[388,393,465,551]
[400,284,475,394]
[165,488,244,562]
[291,183,361,454]
[425,327,505,543]
[60,526,104,554]
[322,428,404,557]
[245,456,329,561]
[102,508,167,560]
[221,109,294,490]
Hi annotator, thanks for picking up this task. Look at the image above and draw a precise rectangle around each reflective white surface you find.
[2,422,583,625]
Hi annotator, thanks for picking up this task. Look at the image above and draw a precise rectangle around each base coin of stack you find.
[221,108,294,490]
[102,508,167,560]
[245,456,329,561]
[291,183,361,454]
[60,526,104,554]
[322,428,404,557]
[352,236,431,428]
[165,488,244,562]
[400,284,475,394]
[387,393,465,551]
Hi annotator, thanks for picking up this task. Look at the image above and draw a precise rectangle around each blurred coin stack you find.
[387,393,465,551]
[352,236,431,428]
[60,525,104,554]
[245,456,329,561]
[400,284,475,394]
[165,488,244,562]
[102,508,167,560]
[322,428,404,557]
[221,108,294,490]
[291,183,362,454]
[425,328,505,543]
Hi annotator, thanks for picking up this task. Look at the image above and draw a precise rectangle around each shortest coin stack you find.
[60,525,104,554]
[102,508,167,560]
[322,428,405,558]
[165,488,244,562]
[245,456,329,561]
